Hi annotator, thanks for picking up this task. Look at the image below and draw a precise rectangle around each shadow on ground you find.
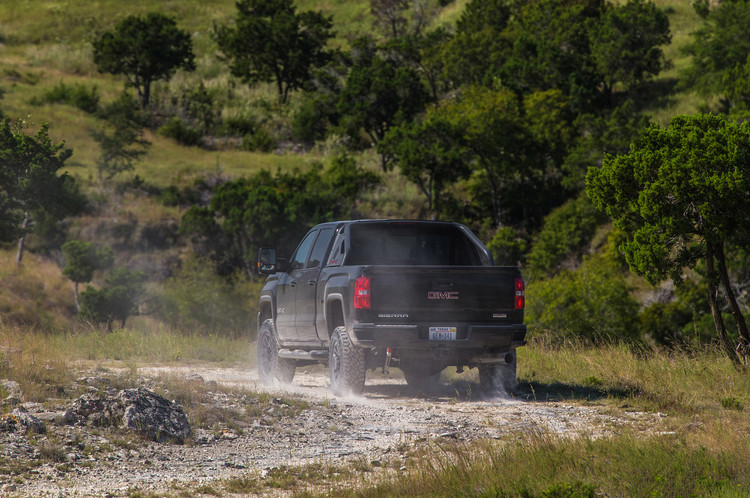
[514,380,635,403]
[360,378,635,404]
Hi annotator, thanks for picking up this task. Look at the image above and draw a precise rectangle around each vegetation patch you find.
[337,435,748,497]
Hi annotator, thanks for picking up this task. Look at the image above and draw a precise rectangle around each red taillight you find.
[354,276,371,309]
[514,277,525,310]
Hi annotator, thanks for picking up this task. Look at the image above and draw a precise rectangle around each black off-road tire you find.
[478,351,517,395]
[329,326,365,396]
[256,319,296,385]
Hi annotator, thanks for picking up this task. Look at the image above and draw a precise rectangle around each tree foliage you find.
[93,13,195,110]
[90,95,151,181]
[439,0,514,87]
[527,194,607,277]
[62,240,114,312]
[379,108,469,216]
[590,0,671,104]
[501,0,604,110]
[0,115,84,263]
[682,0,750,110]
[525,251,640,343]
[586,113,750,366]
[337,37,430,162]
[215,0,334,103]
[441,86,549,229]
[181,156,379,277]
[81,267,147,331]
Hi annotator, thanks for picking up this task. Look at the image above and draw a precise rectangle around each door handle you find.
[307,280,316,286]
[289,281,296,287]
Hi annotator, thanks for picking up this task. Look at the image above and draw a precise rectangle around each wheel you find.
[401,362,444,393]
[478,351,517,394]
[329,326,365,396]
[256,319,296,385]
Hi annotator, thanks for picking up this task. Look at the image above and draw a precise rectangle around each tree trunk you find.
[480,160,502,228]
[142,77,151,110]
[706,244,743,370]
[15,211,30,264]
[715,241,750,363]
[73,282,81,313]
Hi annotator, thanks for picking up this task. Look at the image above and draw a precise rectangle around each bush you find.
[161,256,260,336]
[527,194,607,277]
[80,267,147,330]
[158,117,203,146]
[218,113,257,137]
[292,95,335,145]
[242,127,275,152]
[32,82,100,113]
[638,280,712,346]
[525,251,639,343]
[487,226,528,266]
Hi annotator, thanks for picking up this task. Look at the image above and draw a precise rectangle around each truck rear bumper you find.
[351,322,526,356]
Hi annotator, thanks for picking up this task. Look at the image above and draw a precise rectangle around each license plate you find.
[429,326,456,341]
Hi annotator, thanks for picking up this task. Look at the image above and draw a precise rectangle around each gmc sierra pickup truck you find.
[256,220,526,396]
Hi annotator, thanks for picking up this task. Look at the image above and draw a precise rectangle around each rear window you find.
[346,223,481,266]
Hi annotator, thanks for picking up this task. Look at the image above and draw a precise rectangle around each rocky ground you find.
[0,365,666,497]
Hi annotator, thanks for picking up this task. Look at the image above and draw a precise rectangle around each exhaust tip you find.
[504,352,515,364]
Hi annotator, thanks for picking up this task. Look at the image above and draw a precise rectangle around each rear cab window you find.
[346,222,483,266]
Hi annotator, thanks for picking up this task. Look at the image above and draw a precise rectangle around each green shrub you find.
[80,267,147,330]
[242,126,275,152]
[527,194,607,277]
[525,251,639,343]
[161,256,260,337]
[218,113,257,136]
[32,82,99,113]
[721,396,744,411]
[292,94,337,145]
[638,279,712,346]
[157,117,203,146]
[487,226,528,266]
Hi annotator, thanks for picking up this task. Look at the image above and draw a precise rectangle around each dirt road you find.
[9,365,663,496]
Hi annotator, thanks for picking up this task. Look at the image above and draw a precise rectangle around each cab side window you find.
[290,230,317,271]
[306,228,335,268]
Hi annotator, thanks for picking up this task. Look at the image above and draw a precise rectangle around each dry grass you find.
[325,341,750,497]
[0,323,76,403]
[0,248,77,330]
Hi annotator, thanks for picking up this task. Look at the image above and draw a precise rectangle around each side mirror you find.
[258,248,289,274]
[257,248,277,275]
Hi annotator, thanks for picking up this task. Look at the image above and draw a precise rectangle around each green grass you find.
[517,341,750,417]
[0,0,709,190]
[0,322,253,404]
[331,433,749,497]
[0,71,321,188]
[642,0,707,124]
[3,320,750,497]
[309,342,750,497]
[55,326,253,364]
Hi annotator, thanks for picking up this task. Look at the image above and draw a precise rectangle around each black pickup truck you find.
[256,220,526,396]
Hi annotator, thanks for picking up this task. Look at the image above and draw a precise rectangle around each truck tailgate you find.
[364,266,521,323]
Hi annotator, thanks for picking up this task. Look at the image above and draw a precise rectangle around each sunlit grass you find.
[0,248,76,331]
[56,326,252,364]
[330,431,750,497]
[517,340,749,416]
[331,341,750,497]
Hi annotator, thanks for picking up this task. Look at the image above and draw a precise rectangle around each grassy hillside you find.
[0,0,703,185]
[0,0,712,334]
[642,0,705,123]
